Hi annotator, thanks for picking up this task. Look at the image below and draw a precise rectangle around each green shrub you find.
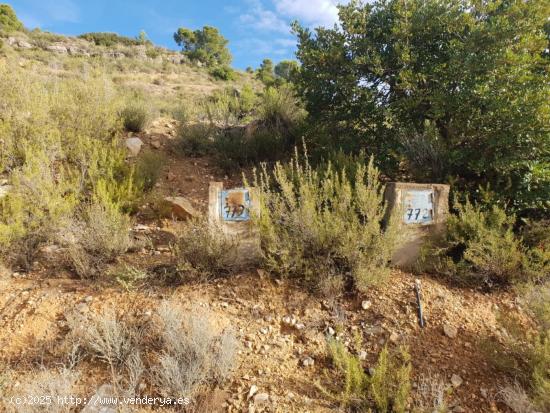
[251,147,401,294]
[323,339,412,412]
[135,151,165,192]
[0,151,77,270]
[0,64,139,270]
[210,65,235,81]
[178,123,214,156]
[78,32,150,47]
[419,201,545,287]
[0,4,23,32]
[257,85,304,127]
[111,264,149,291]
[121,101,150,132]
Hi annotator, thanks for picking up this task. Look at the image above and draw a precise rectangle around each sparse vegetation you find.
[4,367,79,413]
[0,3,548,412]
[78,32,152,47]
[154,301,237,398]
[323,338,412,412]
[172,219,238,280]
[66,200,133,278]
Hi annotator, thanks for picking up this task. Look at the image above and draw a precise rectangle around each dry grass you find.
[499,383,537,413]
[154,300,237,399]
[4,367,79,413]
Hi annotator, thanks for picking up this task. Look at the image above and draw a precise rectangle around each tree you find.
[136,30,149,45]
[274,60,299,82]
[293,0,550,214]
[256,58,276,86]
[174,26,232,66]
[0,4,23,32]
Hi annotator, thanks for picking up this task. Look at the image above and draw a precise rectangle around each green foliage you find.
[209,65,235,81]
[256,58,275,86]
[257,85,304,129]
[0,62,138,270]
[173,26,232,66]
[324,339,412,412]
[252,147,401,294]
[274,59,299,82]
[121,100,151,132]
[135,151,165,192]
[179,124,214,157]
[0,152,77,269]
[419,201,547,286]
[293,0,550,214]
[0,4,23,32]
[111,263,149,291]
[136,30,149,44]
[78,32,151,47]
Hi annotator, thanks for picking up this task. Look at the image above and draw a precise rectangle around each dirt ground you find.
[0,118,529,413]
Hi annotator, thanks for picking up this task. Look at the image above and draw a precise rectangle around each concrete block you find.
[384,182,450,269]
[208,182,261,266]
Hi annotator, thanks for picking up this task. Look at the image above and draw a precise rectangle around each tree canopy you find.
[256,58,276,86]
[274,60,300,82]
[293,0,550,214]
[174,26,232,67]
[0,4,23,32]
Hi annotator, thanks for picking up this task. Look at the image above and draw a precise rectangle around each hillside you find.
[0,116,532,413]
[0,9,548,413]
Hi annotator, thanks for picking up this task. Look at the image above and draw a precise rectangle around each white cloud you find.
[239,0,290,34]
[273,0,348,27]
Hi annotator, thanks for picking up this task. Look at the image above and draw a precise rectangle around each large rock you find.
[0,185,12,199]
[46,44,68,54]
[161,196,199,220]
[7,37,33,49]
[125,137,143,157]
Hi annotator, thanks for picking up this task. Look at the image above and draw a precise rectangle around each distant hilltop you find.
[2,30,189,65]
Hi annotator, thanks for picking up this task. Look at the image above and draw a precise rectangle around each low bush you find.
[66,200,132,278]
[135,151,165,192]
[257,85,304,130]
[0,64,137,271]
[178,123,214,156]
[78,32,150,47]
[154,301,237,399]
[121,101,150,132]
[111,264,149,290]
[322,338,411,412]
[4,368,79,413]
[210,65,235,81]
[172,219,238,280]
[485,283,550,411]
[0,152,77,270]
[418,202,547,287]
[67,307,145,383]
[251,147,401,294]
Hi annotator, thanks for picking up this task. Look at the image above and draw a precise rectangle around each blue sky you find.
[7,0,346,69]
